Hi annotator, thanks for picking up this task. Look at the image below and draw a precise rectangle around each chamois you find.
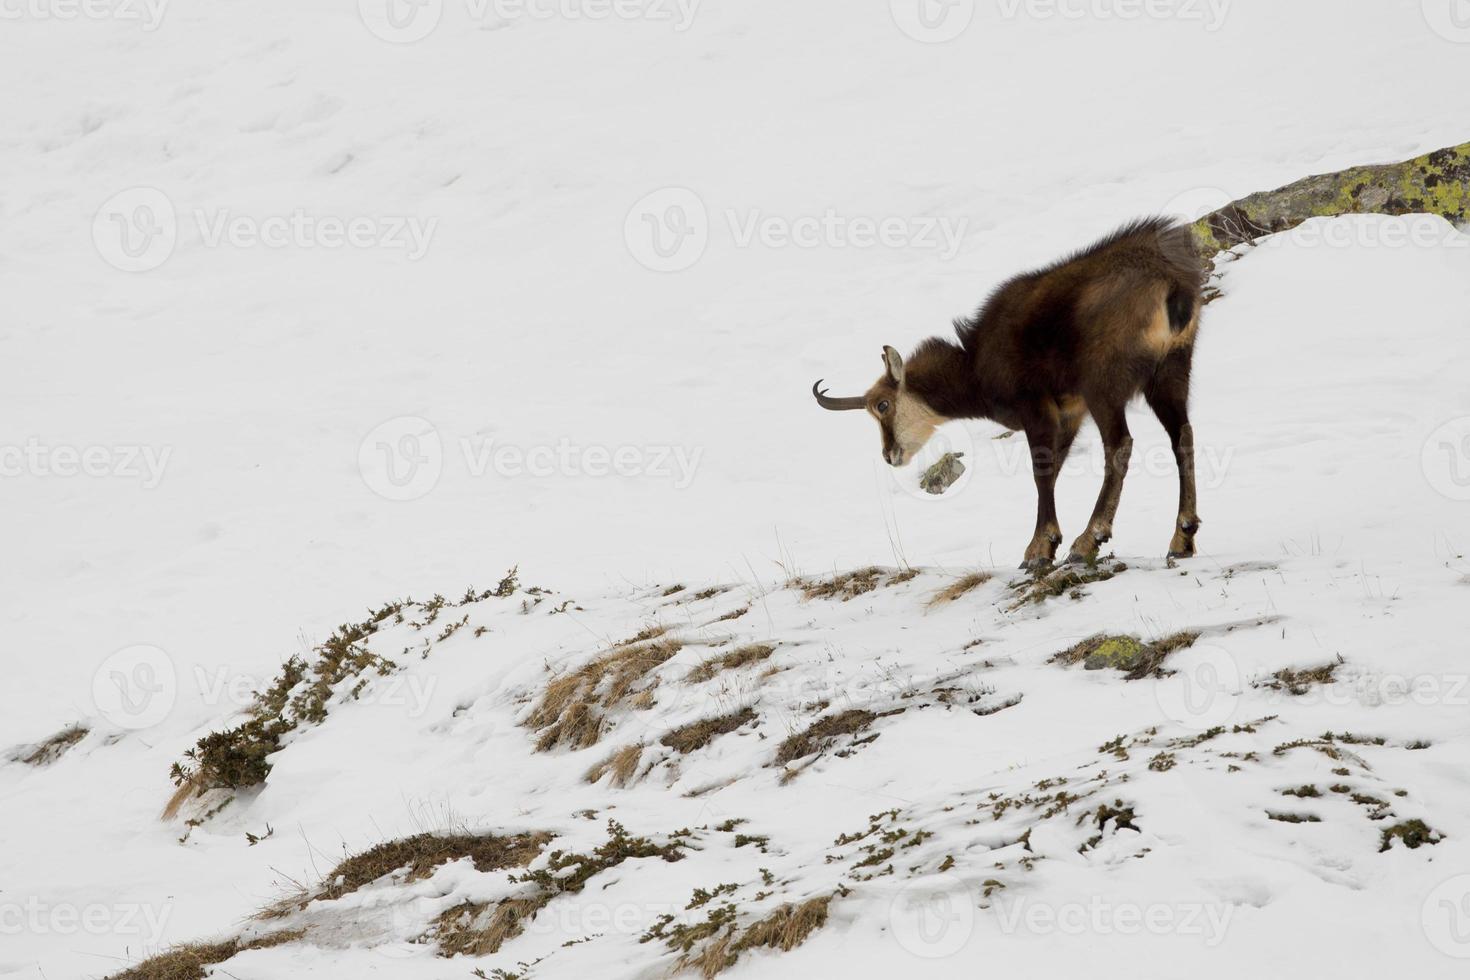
[813,217,1203,569]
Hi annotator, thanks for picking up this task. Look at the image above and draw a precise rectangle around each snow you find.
[3,2,1470,978]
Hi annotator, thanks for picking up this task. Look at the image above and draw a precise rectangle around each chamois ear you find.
[882,346,905,386]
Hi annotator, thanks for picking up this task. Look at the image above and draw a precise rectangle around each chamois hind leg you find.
[1067,403,1132,564]
[1020,405,1083,571]
[1144,351,1201,558]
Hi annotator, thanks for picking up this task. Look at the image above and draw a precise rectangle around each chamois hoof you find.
[1167,525,1199,560]
[1019,557,1054,574]
[1064,551,1099,567]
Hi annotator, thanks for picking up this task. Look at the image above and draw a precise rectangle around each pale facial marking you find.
[894,391,943,456]
[871,389,944,467]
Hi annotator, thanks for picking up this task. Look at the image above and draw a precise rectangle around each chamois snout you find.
[879,403,941,468]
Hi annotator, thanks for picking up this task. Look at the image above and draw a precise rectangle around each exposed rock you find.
[1081,636,1147,672]
[1192,141,1470,261]
[919,452,966,495]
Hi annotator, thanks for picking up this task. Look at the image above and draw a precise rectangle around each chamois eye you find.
[877,400,891,414]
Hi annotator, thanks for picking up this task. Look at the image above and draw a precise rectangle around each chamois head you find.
[812,346,943,467]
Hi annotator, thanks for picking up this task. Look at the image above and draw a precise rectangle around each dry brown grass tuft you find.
[435,897,546,957]
[1258,659,1342,695]
[686,644,776,684]
[774,710,878,765]
[105,931,304,980]
[106,940,239,980]
[713,605,749,623]
[321,832,551,901]
[161,773,207,821]
[661,707,757,754]
[671,894,835,978]
[927,572,993,607]
[683,928,737,980]
[260,832,551,918]
[803,569,861,599]
[604,640,682,703]
[19,724,87,766]
[733,895,831,955]
[625,623,670,644]
[534,700,606,752]
[798,567,915,602]
[525,637,684,752]
[526,671,590,731]
[1147,631,1201,661]
[585,743,645,786]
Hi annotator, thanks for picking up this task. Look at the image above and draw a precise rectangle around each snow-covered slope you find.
[4,2,1470,978]
[10,547,1470,979]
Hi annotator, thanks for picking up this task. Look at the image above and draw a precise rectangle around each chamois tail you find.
[1165,281,1197,334]
[1156,219,1203,333]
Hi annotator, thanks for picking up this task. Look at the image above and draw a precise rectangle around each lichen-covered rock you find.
[1191,141,1470,261]
[919,452,966,495]
[1082,636,1147,672]
[1049,628,1198,679]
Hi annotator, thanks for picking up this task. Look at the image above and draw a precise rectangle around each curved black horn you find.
[812,380,866,411]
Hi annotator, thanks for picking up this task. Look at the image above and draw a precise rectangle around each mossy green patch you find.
[1051,631,1199,680]
[1081,636,1145,671]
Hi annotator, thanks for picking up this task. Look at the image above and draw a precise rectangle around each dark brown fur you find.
[829,217,1204,568]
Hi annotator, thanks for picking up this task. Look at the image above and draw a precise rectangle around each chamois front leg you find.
[1020,410,1080,571]
[1068,406,1132,564]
